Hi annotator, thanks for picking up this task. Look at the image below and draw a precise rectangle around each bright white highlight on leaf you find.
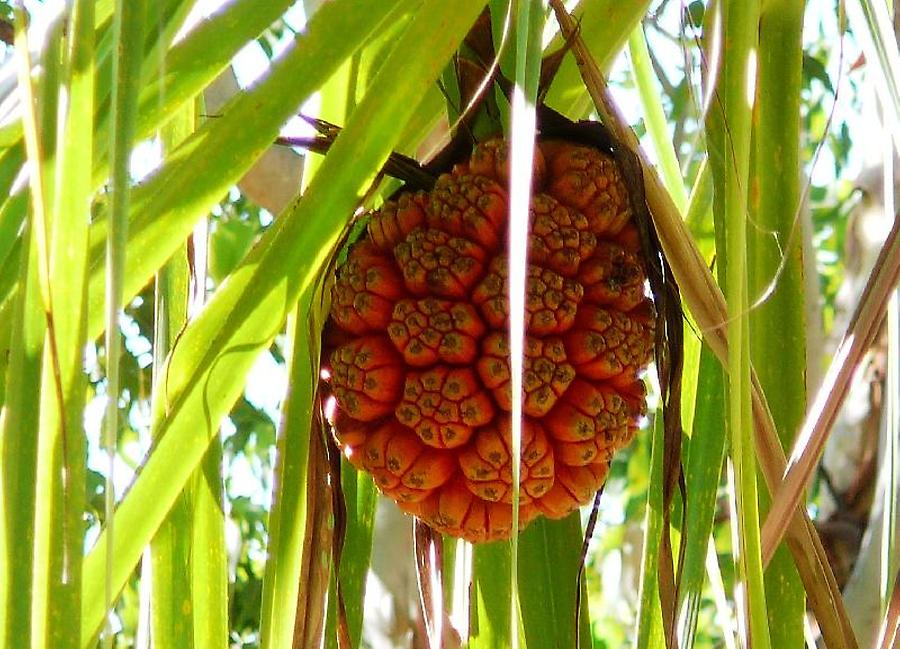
[507,60,538,646]
[745,49,757,109]
[507,88,536,472]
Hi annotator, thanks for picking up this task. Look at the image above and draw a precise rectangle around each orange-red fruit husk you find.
[322,137,653,543]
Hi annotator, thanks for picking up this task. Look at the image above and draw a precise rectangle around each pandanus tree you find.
[0,1,897,648]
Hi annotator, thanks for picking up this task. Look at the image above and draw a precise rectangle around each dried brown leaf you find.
[293,423,333,649]
[762,216,900,561]
[414,521,445,649]
[876,570,900,649]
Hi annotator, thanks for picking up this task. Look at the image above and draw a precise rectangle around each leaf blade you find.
[751,2,808,645]
[518,515,592,649]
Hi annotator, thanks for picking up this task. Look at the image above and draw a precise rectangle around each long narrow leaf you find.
[189,435,229,648]
[93,0,185,93]
[751,1,807,645]
[101,3,145,645]
[0,192,27,309]
[635,416,664,649]
[0,239,23,407]
[470,542,514,649]
[0,144,25,210]
[626,24,688,214]
[627,29,714,648]
[882,292,899,617]
[0,189,26,274]
[715,3,771,646]
[675,346,726,649]
[148,243,195,649]
[32,0,95,645]
[0,227,45,648]
[324,471,378,648]
[0,14,65,640]
[518,514,592,649]
[259,297,321,649]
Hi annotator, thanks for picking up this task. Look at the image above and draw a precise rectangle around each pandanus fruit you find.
[321,136,653,543]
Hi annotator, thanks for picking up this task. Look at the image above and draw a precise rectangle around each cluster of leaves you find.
[1,0,885,647]
[579,2,864,647]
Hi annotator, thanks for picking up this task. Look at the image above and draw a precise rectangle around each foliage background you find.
[0,0,896,648]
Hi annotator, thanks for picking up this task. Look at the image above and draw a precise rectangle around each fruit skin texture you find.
[322,137,653,543]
